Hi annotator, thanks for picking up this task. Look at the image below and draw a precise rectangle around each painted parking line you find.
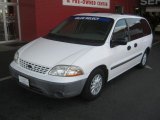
[0,76,12,82]
[153,41,160,46]
[145,65,153,70]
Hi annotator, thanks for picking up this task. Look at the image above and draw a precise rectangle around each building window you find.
[115,6,124,14]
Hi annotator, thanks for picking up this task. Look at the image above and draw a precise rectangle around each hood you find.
[19,38,94,67]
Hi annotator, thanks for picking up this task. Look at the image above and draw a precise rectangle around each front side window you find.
[111,19,129,47]
[44,16,114,46]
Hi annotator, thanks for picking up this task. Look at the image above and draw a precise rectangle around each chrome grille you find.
[19,59,50,74]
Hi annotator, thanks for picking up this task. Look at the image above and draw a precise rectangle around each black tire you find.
[81,68,105,101]
[138,51,148,68]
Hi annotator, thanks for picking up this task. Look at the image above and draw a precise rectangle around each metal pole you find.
[3,5,8,41]
[17,0,21,41]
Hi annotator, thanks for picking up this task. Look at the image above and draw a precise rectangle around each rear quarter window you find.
[140,19,152,36]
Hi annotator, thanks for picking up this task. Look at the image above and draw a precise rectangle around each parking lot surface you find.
[0,41,160,120]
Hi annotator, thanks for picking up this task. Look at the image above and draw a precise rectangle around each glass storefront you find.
[0,0,19,42]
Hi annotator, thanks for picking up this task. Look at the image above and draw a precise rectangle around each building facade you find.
[139,0,160,32]
[0,0,139,42]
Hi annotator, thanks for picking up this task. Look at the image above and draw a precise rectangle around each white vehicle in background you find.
[10,13,153,100]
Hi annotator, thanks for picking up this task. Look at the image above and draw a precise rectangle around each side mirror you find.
[111,38,128,46]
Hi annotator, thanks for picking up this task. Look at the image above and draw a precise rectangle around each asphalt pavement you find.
[0,38,160,120]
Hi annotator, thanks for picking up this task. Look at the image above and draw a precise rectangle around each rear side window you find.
[126,18,144,41]
[126,18,152,41]
[140,19,151,36]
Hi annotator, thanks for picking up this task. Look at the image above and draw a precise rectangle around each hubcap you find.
[90,74,103,96]
[142,53,147,66]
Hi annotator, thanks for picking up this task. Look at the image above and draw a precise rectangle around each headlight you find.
[14,51,19,63]
[49,65,84,77]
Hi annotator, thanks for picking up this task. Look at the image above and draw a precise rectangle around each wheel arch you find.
[81,64,109,100]
[90,65,109,82]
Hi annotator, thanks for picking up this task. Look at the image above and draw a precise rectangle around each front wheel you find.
[81,68,105,101]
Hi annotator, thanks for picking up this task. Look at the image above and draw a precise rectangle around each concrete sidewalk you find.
[0,41,27,52]
[0,41,27,78]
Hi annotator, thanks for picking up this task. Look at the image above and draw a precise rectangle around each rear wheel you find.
[81,68,105,101]
[138,52,148,68]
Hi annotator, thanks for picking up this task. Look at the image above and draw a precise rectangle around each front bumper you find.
[10,66,86,98]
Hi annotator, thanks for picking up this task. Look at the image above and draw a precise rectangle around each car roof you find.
[75,13,143,20]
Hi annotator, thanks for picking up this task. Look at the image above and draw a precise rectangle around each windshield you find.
[44,16,114,46]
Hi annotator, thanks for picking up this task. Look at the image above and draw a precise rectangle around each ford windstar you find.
[10,13,153,100]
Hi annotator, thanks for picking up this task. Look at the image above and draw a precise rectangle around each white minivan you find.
[10,13,153,100]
